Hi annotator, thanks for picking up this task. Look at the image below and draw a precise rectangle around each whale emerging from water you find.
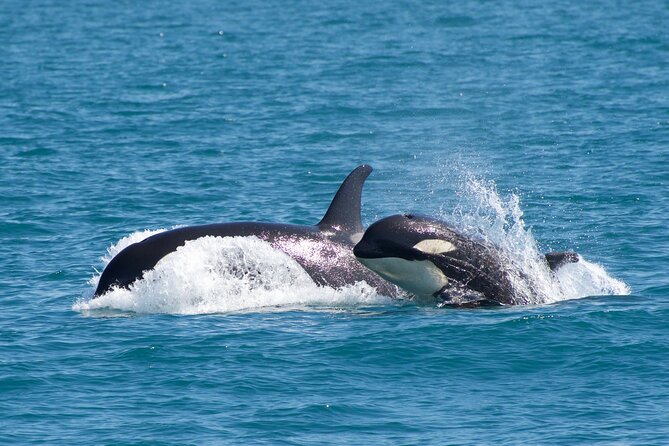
[94,165,401,298]
[353,213,579,307]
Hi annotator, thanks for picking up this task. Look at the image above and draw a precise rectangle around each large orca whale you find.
[94,165,402,297]
[353,213,578,307]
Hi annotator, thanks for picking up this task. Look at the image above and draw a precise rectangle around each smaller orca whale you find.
[353,213,578,307]
[94,165,401,298]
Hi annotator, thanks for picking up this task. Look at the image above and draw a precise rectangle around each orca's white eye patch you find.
[413,239,456,255]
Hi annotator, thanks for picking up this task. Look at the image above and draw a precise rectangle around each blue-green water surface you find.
[1,0,668,444]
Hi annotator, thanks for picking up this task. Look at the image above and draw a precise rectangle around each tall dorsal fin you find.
[317,164,372,234]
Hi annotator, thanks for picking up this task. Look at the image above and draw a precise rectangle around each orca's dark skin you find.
[94,165,402,297]
[354,214,579,307]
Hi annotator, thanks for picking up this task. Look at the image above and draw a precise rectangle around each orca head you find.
[355,214,576,307]
[353,214,461,297]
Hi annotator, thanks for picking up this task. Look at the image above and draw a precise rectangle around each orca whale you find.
[353,213,578,307]
[94,165,402,298]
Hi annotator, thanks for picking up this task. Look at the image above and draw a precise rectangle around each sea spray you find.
[86,228,168,288]
[435,171,630,303]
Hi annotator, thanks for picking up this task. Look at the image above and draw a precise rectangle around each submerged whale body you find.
[354,213,579,307]
[94,165,401,298]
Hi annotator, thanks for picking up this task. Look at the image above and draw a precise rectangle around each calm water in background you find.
[1,0,668,444]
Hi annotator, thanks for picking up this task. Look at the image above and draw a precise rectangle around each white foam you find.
[438,173,631,304]
[553,258,630,300]
[76,235,392,315]
[104,228,169,261]
[86,228,168,288]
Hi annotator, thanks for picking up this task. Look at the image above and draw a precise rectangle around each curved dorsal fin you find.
[317,164,372,234]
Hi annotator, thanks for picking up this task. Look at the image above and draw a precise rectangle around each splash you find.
[76,235,392,315]
[103,228,168,264]
[438,173,630,303]
[86,228,168,288]
[78,168,629,314]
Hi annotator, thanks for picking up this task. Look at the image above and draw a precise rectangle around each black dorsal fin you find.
[317,164,373,234]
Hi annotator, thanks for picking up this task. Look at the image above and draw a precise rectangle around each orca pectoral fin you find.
[544,251,579,271]
[317,164,372,234]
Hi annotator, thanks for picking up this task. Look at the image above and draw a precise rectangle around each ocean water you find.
[1,0,668,444]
